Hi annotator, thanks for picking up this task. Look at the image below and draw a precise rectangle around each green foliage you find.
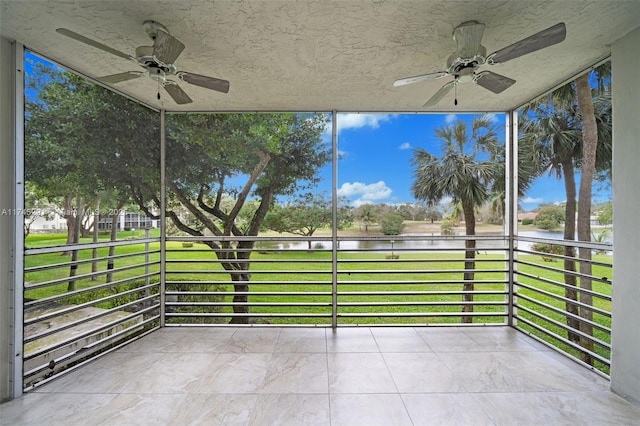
[521,218,534,225]
[440,218,456,235]
[380,213,405,235]
[532,243,564,262]
[596,202,612,225]
[534,204,565,230]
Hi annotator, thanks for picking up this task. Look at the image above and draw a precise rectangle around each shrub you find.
[532,243,564,262]
[381,213,405,235]
[521,218,534,225]
[440,219,456,235]
[533,205,565,230]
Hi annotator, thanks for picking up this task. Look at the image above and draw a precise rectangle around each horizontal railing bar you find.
[515,271,612,301]
[25,272,160,308]
[165,257,508,264]
[165,312,331,318]
[337,312,506,318]
[25,238,160,255]
[24,304,159,360]
[515,282,612,317]
[25,261,161,290]
[24,283,160,326]
[515,236,612,251]
[164,280,331,286]
[515,293,612,331]
[338,301,507,307]
[167,302,331,307]
[514,316,610,366]
[515,259,611,285]
[515,248,613,268]
[166,291,331,296]
[164,269,332,275]
[337,269,508,274]
[23,316,159,379]
[25,249,161,273]
[338,290,507,296]
[338,280,508,285]
[515,303,611,347]
[167,235,508,242]
[24,295,159,344]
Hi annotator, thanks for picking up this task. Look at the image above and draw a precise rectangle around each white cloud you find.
[337,114,395,132]
[445,114,457,124]
[521,197,544,204]
[398,142,411,150]
[338,181,393,207]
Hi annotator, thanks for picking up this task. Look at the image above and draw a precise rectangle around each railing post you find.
[506,109,518,326]
[331,110,338,328]
[160,109,166,327]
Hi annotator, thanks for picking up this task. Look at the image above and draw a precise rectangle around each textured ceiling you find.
[1,0,639,112]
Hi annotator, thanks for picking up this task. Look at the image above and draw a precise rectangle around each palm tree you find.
[411,115,503,323]
[519,65,611,362]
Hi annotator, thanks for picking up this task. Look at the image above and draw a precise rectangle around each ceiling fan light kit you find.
[394,21,566,107]
[56,20,230,105]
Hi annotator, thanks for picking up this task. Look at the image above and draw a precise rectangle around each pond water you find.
[254,229,612,252]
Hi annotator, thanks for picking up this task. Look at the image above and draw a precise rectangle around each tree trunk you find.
[576,74,598,365]
[461,201,476,324]
[106,201,125,283]
[561,159,580,344]
[91,199,100,280]
[229,270,251,324]
[62,194,75,256]
[67,195,83,292]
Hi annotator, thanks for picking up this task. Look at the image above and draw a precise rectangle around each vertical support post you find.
[331,111,338,328]
[506,110,518,327]
[159,109,166,326]
[145,228,150,288]
[11,41,25,398]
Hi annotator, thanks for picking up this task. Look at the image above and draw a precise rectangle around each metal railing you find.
[513,236,612,375]
[164,235,509,326]
[22,232,614,389]
[23,237,161,389]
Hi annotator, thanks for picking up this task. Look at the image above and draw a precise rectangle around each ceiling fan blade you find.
[180,72,230,93]
[475,71,516,94]
[98,71,144,84]
[56,28,134,61]
[393,71,448,87]
[163,82,192,105]
[454,21,485,59]
[424,80,456,107]
[487,23,566,64]
[153,30,185,65]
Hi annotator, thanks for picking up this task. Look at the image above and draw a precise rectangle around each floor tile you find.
[330,394,413,426]
[190,353,272,394]
[326,328,378,352]
[402,393,496,426]
[328,353,397,393]
[250,394,330,426]
[275,328,327,353]
[259,353,329,393]
[383,353,455,393]
[371,327,433,352]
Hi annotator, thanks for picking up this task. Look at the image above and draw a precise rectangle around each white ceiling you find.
[2,0,639,112]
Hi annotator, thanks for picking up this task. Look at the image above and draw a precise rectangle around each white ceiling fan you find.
[394,21,566,106]
[56,20,229,105]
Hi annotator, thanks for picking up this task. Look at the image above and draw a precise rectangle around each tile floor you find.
[2,326,640,425]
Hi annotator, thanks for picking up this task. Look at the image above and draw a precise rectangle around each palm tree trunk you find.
[462,201,476,324]
[561,159,580,344]
[576,74,597,365]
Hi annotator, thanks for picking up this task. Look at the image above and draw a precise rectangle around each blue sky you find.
[26,51,610,212]
[319,113,611,211]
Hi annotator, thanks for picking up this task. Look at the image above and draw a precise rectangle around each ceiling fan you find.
[56,20,229,105]
[394,21,566,107]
